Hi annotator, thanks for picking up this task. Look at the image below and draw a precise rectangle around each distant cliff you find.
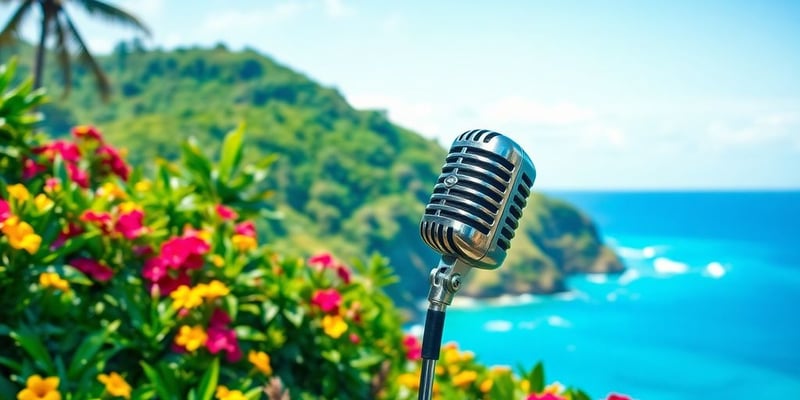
[16,42,623,303]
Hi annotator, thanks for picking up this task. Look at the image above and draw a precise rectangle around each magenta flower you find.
[143,256,169,282]
[44,178,61,192]
[51,222,84,249]
[70,257,114,282]
[336,265,352,284]
[209,308,232,328]
[402,334,422,361]
[146,270,190,296]
[206,326,242,362]
[22,158,47,180]
[606,395,631,400]
[33,140,81,163]
[115,209,146,239]
[526,394,567,400]
[309,252,334,269]
[160,235,210,270]
[233,221,256,238]
[311,288,342,314]
[215,204,238,221]
[66,163,90,188]
[96,144,130,181]
[72,125,103,142]
[0,199,9,221]
[81,210,113,233]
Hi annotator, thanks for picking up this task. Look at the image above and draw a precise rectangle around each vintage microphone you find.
[416,129,536,400]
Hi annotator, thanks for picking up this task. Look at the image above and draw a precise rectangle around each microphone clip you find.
[426,256,472,310]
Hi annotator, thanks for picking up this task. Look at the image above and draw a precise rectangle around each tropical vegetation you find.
[0,60,632,399]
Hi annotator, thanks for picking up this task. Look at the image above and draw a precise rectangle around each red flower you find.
[146,269,190,296]
[209,308,232,327]
[607,395,632,400]
[215,204,238,221]
[70,257,114,282]
[96,144,130,181]
[143,256,169,282]
[309,252,334,269]
[0,199,9,222]
[72,125,103,142]
[336,265,352,284]
[66,163,90,188]
[349,333,361,344]
[206,326,242,362]
[402,334,422,361]
[115,209,146,239]
[160,235,210,270]
[233,221,256,238]
[311,288,342,314]
[81,210,113,233]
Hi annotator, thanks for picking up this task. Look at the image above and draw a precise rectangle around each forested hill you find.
[9,43,623,305]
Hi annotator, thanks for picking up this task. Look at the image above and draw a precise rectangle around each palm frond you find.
[0,0,35,46]
[53,14,72,98]
[62,8,111,102]
[70,0,151,36]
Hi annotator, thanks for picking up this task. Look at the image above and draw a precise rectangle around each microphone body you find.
[420,129,536,269]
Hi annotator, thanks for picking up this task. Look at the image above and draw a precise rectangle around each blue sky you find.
[3,0,799,189]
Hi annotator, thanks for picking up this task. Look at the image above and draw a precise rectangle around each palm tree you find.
[0,0,150,101]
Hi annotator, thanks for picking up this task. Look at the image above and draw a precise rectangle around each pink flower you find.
[206,326,242,362]
[0,199,9,222]
[143,256,169,282]
[72,125,103,142]
[209,308,232,328]
[402,334,422,361]
[22,158,47,180]
[160,235,210,270]
[33,140,81,163]
[607,395,632,400]
[309,252,334,269]
[115,209,146,239]
[349,333,361,344]
[311,288,342,314]
[70,257,114,282]
[146,270,190,296]
[233,221,256,238]
[526,394,567,400]
[215,204,238,221]
[66,163,90,188]
[96,144,130,181]
[44,178,61,192]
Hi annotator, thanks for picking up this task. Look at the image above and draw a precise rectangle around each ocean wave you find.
[546,315,572,328]
[653,257,690,274]
[704,261,726,278]
[616,245,665,259]
[585,274,608,284]
[618,268,641,285]
[484,320,514,332]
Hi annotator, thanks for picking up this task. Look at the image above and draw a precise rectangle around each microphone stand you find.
[418,256,471,400]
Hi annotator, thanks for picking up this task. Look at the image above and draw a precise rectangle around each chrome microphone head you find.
[420,129,536,269]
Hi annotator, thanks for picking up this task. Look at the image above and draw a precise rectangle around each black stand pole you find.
[417,257,471,400]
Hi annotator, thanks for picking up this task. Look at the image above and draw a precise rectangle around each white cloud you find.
[202,2,310,33]
[481,97,597,126]
[322,0,353,18]
[347,93,444,139]
[706,111,800,149]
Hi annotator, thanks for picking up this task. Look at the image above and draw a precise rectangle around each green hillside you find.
[7,42,623,305]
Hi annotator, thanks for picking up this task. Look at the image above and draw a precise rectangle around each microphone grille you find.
[420,129,536,268]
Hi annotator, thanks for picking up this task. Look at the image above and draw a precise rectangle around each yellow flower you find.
[39,272,70,292]
[321,314,348,339]
[170,285,204,310]
[98,372,132,399]
[215,386,247,400]
[544,382,566,394]
[231,234,257,252]
[210,254,225,268]
[443,346,460,364]
[7,183,30,202]
[98,182,127,200]
[397,372,419,390]
[199,280,230,301]
[460,350,475,362]
[520,379,530,393]
[17,374,61,400]
[248,350,272,376]
[452,370,477,388]
[118,202,141,214]
[34,194,54,212]
[1,216,42,254]
[480,378,493,393]
[134,179,152,193]
[175,325,207,352]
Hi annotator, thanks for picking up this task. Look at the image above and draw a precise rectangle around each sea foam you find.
[653,257,689,274]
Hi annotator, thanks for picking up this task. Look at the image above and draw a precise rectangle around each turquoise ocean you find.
[436,191,800,399]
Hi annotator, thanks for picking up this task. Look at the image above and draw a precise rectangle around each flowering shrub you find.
[0,59,631,399]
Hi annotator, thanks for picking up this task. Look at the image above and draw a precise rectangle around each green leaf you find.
[196,357,220,400]
[349,353,384,369]
[140,361,175,400]
[234,326,268,342]
[67,320,120,380]
[282,307,305,327]
[321,349,341,363]
[217,123,245,182]
[10,326,56,374]
[0,356,22,372]
[568,388,592,400]
[0,373,17,400]
[528,361,545,393]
